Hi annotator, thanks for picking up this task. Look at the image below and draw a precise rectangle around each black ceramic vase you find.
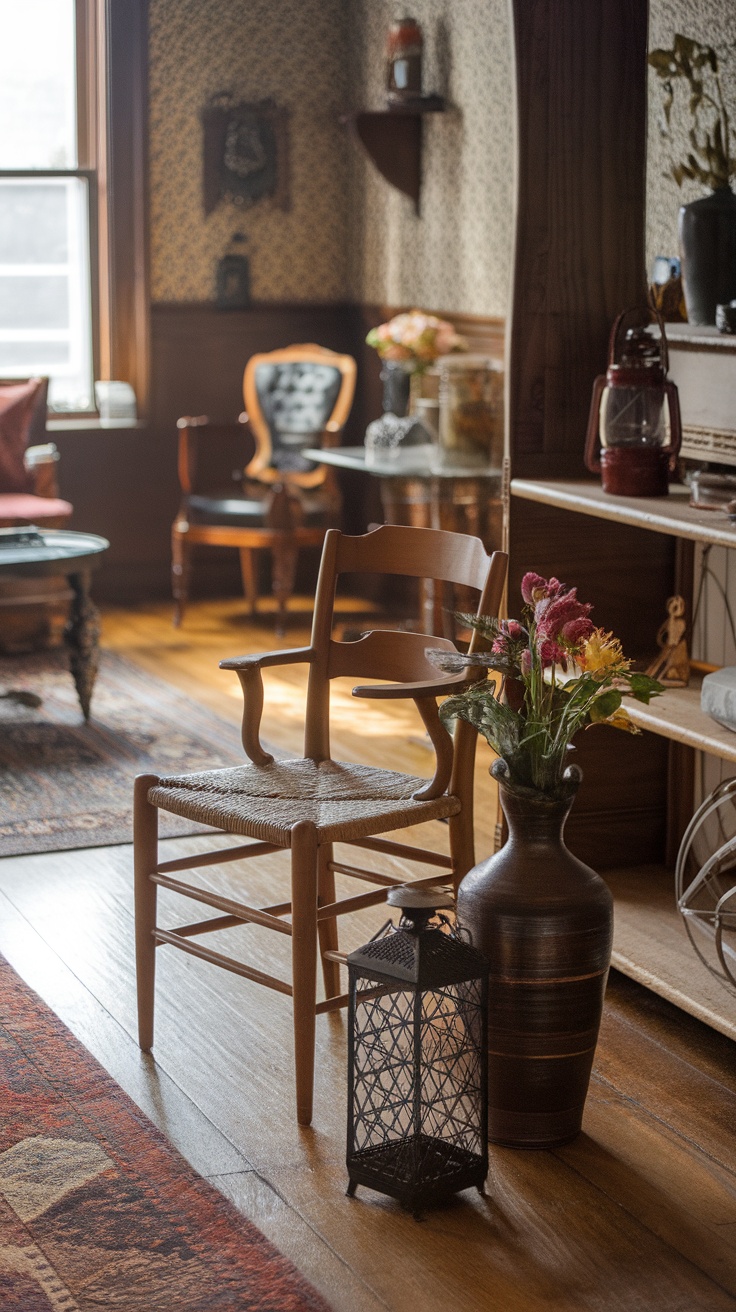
[679,187,736,326]
[456,760,613,1149]
[380,360,412,417]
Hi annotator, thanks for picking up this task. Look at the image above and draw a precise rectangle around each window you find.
[0,0,96,412]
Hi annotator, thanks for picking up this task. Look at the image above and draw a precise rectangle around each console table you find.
[0,530,109,719]
[306,445,503,634]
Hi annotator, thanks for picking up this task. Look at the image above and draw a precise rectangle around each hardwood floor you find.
[1,596,735,1311]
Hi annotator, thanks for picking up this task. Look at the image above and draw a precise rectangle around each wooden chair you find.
[172,343,356,634]
[135,524,507,1125]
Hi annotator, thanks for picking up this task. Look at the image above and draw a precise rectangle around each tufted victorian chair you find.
[172,344,356,634]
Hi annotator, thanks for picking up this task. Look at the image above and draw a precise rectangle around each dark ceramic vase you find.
[679,187,736,326]
[456,760,613,1149]
[380,360,412,417]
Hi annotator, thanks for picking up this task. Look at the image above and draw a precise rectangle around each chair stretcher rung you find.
[153,929,292,995]
[151,872,292,935]
[169,914,244,939]
[345,835,453,868]
[322,950,348,964]
[156,840,280,875]
[315,993,350,1014]
[317,872,453,921]
[328,861,404,887]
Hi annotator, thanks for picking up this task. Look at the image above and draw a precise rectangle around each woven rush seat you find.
[149,758,460,846]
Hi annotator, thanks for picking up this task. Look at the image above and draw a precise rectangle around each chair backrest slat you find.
[334,523,491,591]
[326,630,458,684]
[304,527,508,780]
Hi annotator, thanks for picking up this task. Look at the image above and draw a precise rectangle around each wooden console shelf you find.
[511,477,736,548]
[607,865,736,1041]
[511,474,735,1036]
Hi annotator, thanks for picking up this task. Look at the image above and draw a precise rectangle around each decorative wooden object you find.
[134,524,507,1126]
[647,595,690,688]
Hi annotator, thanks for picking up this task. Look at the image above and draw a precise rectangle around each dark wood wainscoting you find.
[53,302,505,606]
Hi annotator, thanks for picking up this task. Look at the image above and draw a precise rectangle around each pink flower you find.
[506,620,523,640]
[536,589,592,641]
[560,616,595,648]
[521,573,566,606]
[539,637,567,667]
[521,572,548,605]
[520,648,532,675]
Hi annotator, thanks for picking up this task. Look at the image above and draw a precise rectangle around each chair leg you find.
[239,548,258,616]
[317,842,340,1000]
[266,485,303,638]
[134,773,160,1051]
[449,810,476,897]
[271,536,298,638]
[171,529,191,628]
[290,820,319,1126]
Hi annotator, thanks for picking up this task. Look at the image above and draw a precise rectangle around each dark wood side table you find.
[0,530,109,719]
[305,445,503,634]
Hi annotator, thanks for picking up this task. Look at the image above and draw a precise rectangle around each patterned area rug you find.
[0,954,327,1311]
[0,650,248,857]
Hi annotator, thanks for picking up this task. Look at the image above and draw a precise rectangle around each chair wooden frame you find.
[136,525,507,1125]
[243,343,356,490]
[172,344,357,634]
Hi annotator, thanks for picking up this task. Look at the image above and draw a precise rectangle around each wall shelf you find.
[350,96,445,212]
[511,477,736,548]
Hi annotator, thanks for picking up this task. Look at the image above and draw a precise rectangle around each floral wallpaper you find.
[346,0,514,318]
[647,0,736,276]
[148,0,352,304]
[150,1,722,315]
[148,0,514,317]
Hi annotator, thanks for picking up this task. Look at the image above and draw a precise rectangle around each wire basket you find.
[676,777,736,991]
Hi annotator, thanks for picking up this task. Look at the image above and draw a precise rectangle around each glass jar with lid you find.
[437,355,503,469]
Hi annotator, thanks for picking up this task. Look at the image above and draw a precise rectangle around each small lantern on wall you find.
[585,307,682,498]
[346,886,489,1218]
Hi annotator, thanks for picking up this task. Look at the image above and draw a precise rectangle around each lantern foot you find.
[346,1180,357,1198]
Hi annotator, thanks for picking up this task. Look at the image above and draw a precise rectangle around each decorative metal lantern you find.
[346,886,489,1218]
[585,307,682,498]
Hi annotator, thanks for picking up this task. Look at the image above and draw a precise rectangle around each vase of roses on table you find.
[430,573,663,1148]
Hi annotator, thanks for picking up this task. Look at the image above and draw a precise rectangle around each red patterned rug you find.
[0,956,328,1310]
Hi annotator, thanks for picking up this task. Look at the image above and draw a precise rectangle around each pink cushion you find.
[0,380,47,494]
[0,494,73,521]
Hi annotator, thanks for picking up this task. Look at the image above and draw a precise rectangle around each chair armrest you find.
[25,443,60,498]
[176,414,252,495]
[219,646,314,672]
[351,672,468,700]
[25,443,59,468]
[321,421,343,450]
[219,647,313,765]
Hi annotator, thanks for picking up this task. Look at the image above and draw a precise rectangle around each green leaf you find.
[588,689,622,723]
[628,673,664,704]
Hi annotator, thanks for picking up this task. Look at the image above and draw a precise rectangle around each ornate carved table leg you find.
[64,570,101,720]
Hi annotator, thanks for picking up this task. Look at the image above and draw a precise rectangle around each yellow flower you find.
[580,629,629,677]
[607,708,640,734]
